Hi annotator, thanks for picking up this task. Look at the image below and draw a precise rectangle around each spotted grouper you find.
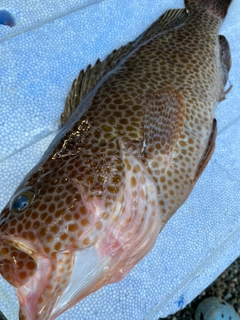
[0,0,233,318]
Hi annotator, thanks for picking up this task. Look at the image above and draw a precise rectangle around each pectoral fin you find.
[121,87,185,159]
[144,87,185,157]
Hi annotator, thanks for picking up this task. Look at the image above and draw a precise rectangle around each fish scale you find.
[0,0,233,319]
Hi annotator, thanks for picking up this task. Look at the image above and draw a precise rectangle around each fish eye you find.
[11,190,35,213]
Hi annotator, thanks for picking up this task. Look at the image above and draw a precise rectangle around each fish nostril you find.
[0,9,15,27]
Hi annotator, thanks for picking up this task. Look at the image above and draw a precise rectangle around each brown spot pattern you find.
[0,1,231,319]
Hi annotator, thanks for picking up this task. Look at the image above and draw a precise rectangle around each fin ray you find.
[219,34,232,91]
[61,9,189,126]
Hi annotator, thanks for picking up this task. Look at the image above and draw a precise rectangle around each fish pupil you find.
[13,194,29,211]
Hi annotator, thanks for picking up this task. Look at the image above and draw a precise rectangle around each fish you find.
[0,0,233,319]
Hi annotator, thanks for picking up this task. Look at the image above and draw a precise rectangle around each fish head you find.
[0,161,88,319]
[0,144,162,319]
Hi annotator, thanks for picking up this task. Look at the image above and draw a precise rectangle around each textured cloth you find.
[0,1,239,319]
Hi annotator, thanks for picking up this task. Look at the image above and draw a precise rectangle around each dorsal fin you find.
[61,8,189,126]
[138,8,189,43]
[61,43,133,126]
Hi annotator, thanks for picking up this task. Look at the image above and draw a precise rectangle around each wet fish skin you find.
[0,0,232,319]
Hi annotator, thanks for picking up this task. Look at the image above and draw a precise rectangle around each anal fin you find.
[194,119,217,183]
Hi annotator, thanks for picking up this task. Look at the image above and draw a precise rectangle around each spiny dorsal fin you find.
[61,42,133,126]
[61,8,189,126]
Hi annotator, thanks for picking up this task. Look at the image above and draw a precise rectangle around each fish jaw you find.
[17,254,51,320]
[0,236,52,320]
[0,234,78,320]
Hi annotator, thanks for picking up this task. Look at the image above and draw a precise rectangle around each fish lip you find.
[2,238,36,258]
[0,233,47,259]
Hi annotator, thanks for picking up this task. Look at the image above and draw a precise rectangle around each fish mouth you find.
[0,236,52,320]
[0,236,109,320]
